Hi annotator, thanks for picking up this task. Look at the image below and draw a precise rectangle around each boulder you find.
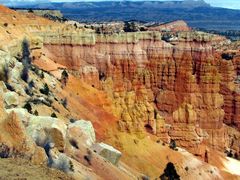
[27,116,67,152]
[91,143,122,165]
[0,110,47,165]
[10,61,23,82]
[4,91,19,107]
[68,120,96,147]
[31,146,48,165]
[10,61,26,96]
[67,126,93,149]
[6,108,31,125]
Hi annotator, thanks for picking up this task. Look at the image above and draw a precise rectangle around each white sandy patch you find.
[222,157,240,176]
[178,147,223,180]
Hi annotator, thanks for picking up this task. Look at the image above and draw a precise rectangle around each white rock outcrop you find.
[27,116,67,152]
[4,91,19,106]
[68,120,96,146]
[91,142,122,165]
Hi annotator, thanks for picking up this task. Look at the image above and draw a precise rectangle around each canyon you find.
[40,26,240,155]
[0,5,240,179]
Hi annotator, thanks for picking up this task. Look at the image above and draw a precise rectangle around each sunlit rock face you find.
[148,20,191,32]
[40,29,240,156]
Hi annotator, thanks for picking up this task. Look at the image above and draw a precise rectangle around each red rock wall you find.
[42,32,240,154]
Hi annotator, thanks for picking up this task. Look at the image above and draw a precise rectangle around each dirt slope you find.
[0,158,74,180]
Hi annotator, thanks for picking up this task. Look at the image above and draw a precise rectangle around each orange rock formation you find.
[39,29,240,157]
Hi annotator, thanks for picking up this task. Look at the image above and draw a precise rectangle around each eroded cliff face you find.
[221,56,240,128]
[38,30,240,156]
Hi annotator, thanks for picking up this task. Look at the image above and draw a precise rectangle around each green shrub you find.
[5,82,15,91]
[123,21,139,32]
[25,87,33,96]
[40,83,50,95]
[51,112,57,118]
[160,162,180,180]
[31,66,44,79]
[70,118,77,123]
[0,65,9,82]
[21,39,31,65]
[33,110,39,116]
[28,80,35,89]
[3,65,9,82]
[23,102,32,113]
[40,71,45,79]
[0,143,10,158]
[227,150,233,158]
[21,66,29,82]
[69,139,79,149]
[169,139,177,150]
[69,160,74,172]
[61,70,68,80]
[61,98,67,108]
[61,70,69,86]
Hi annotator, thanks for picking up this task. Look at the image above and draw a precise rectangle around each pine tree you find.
[160,162,180,180]
[21,39,31,82]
